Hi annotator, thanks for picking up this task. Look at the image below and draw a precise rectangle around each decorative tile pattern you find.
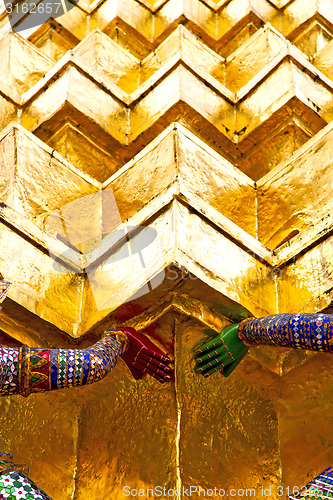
[238,314,333,352]
[57,349,67,389]
[0,330,124,397]
[0,469,52,499]
[288,465,333,499]
[0,348,19,396]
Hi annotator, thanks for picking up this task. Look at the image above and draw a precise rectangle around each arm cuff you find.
[237,318,256,346]
[105,330,130,353]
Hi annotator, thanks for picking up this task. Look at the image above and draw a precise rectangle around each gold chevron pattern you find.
[1,0,333,498]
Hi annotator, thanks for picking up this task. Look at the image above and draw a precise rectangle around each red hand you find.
[117,328,174,383]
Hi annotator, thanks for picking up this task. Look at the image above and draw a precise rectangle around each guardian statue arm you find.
[194,313,333,377]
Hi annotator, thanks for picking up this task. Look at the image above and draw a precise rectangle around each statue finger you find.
[194,336,223,355]
[134,359,174,382]
[200,363,223,378]
[222,350,248,377]
[145,366,173,383]
[194,345,227,364]
[140,353,173,372]
[195,356,226,375]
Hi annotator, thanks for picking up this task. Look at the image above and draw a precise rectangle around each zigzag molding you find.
[1,0,333,55]
[2,24,333,107]
[1,121,333,338]
[1,120,333,254]
[2,195,333,338]
[0,12,332,183]
[0,22,332,182]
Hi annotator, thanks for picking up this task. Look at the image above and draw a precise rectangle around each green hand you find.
[194,324,249,378]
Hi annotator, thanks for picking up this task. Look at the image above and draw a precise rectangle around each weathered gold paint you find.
[313,38,333,80]
[257,120,333,247]
[0,32,53,95]
[29,19,80,61]
[1,1,333,498]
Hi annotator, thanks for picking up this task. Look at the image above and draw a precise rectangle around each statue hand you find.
[194,324,249,378]
[117,327,174,383]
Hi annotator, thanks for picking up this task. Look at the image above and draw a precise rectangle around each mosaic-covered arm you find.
[0,327,173,397]
[0,276,173,396]
[238,313,333,351]
[0,330,126,397]
[0,455,52,500]
[287,465,333,499]
[195,313,333,378]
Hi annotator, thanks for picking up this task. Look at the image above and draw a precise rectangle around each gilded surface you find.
[1,0,333,498]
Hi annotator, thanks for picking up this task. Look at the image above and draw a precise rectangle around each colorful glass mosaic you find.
[238,313,333,352]
[0,348,19,396]
[0,331,124,397]
[288,465,333,499]
[0,467,52,500]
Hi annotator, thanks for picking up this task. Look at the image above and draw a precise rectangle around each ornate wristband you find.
[105,330,130,353]
[237,318,256,346]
